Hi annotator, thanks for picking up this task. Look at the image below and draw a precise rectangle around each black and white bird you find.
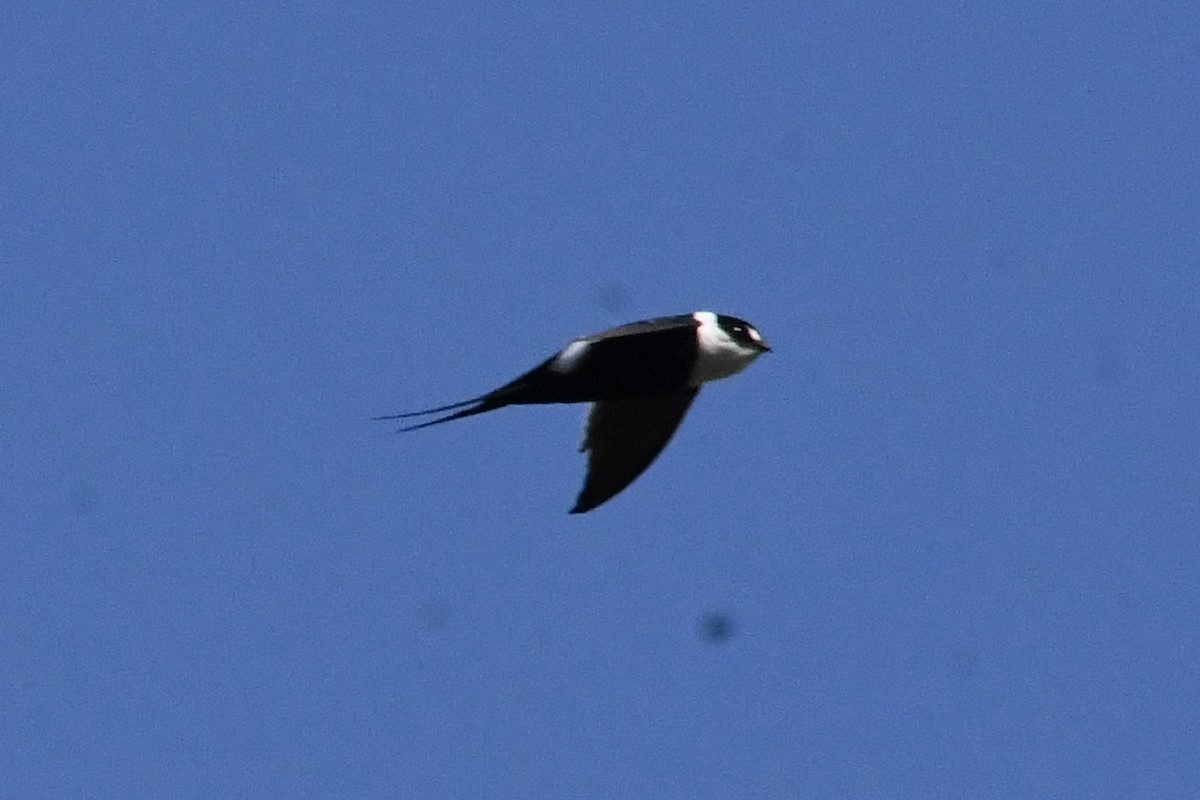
[378,311,770,514]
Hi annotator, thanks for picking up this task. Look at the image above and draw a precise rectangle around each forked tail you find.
[373,396,502,432]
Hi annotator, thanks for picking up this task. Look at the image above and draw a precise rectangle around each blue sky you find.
[4,3,1198,797]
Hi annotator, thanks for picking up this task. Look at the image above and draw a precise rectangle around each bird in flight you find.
[377,311,770,513]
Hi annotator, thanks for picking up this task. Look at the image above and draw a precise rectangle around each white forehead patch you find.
[689,310,765,386]
[551,338,590,373]
[747,326,763,343]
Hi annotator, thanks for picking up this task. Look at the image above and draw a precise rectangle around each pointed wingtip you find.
[569,495,601,514]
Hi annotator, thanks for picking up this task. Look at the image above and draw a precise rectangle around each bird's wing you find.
[578,313,697,344]
[570,388,699,514]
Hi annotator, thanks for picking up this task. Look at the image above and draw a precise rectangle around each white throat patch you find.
[689,311,764,386]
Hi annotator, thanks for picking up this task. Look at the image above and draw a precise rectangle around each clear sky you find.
[4,3,1198,797]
